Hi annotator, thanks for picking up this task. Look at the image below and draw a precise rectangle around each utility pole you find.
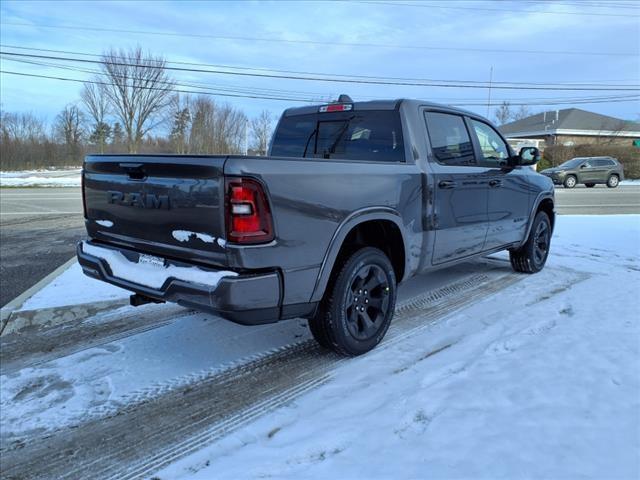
[244,118,249,155]
[486,65,493,118]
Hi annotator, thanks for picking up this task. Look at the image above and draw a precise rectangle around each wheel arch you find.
[309,208,408,303]
[518,193,555,248]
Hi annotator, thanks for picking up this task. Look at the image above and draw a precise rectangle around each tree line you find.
[0,47,275,171]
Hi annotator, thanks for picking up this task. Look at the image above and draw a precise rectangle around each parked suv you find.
[78,97,555,356]
[540,156,624,188]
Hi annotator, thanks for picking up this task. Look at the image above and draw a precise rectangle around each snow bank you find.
[161,215,640,480]
[0,168,81,187]
[82,242,237,290]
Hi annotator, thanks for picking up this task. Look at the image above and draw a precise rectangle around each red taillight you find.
[81,169,88,218]
[225,177,274,244]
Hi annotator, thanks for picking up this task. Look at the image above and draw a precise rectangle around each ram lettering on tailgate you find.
[107,191,171,210]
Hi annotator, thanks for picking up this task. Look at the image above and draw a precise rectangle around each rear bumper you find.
[77,241,305,325]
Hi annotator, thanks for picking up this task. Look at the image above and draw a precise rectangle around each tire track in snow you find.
[0,304,192,374]
[2,266,549,480]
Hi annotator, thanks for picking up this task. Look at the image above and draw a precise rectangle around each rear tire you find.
[563,175,577,188]
[509,211,551,274]
[308,247,397,356]
[607,174,619,188]
[585,183,595,188]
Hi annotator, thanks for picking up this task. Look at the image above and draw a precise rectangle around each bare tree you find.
[494,101,512,125]
[189,96,216,153]
[0,110,50,170]
[54,105,86,163]
[54,105,85,147]
[214,103,247,154]
[250,110,273,155]
[81,79,110,153]
[0,110,46,142]
[99,47,175,153]
[512,105,532,121]
[188,96,247,154]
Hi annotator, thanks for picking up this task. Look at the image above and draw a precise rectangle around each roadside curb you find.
[0,257,127,336]
[0,298,130,336]
[0,257,77,332]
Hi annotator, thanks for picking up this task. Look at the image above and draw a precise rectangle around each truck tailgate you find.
[83,155,228,265]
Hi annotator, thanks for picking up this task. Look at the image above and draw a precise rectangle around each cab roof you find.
[283,98,478,119]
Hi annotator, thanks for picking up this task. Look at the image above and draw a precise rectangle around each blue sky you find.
[1,0,639,127]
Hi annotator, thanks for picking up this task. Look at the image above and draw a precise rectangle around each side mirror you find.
[580,164,587,169]
[518,146,540,166]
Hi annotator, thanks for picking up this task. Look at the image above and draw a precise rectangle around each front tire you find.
[509,211,551,274]
[607,174,619,188]
[308,247,397,356]
[563,175,577,188]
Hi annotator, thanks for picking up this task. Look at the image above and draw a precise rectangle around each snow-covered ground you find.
[159,215,640,479]
[0,168,81,187]
[19,262,129,310]
[1,215,638,479]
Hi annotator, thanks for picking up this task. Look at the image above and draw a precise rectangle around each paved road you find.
[0,188,84,306]
[0,187,82,216]
[0,185,639,307]
[554,184,640,215]
[2,185,638,219]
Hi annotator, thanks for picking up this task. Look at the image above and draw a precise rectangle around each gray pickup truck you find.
[78,96,555,355]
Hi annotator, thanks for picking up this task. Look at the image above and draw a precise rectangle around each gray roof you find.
[499,108,640,136]
[284,98,477,118]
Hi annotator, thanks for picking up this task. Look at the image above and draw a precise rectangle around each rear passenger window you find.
[595,159,616,167]
[424,112,475,166]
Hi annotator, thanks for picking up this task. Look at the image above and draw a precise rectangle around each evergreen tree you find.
[170,107,191,154]
[89,122,112,153]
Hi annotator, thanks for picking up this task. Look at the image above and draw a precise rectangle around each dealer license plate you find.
[138,253,165,268]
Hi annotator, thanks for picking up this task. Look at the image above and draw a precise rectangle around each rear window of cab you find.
[270,110,405,162]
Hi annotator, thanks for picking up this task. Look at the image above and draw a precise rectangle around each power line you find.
[0,70,314,103]
[3,44,638,87]
[517,0,640,10]
[359,0,640,17]
[0,56,330,102]
[2,70,638,107]
[1,21,636,57]
[5,55,635,105]
[2,51,639,92]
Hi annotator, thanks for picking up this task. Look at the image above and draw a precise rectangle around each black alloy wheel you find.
[345,263,391,341]
[509,211,551,274]
[308,247,397,356]
[532,218,550,268]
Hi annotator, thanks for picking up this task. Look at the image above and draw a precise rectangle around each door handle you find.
[489,179,502,188]
[438,180,457,189]
[120,163,146,180]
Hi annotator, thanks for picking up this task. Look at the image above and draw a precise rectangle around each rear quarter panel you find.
[223,155,424,304]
